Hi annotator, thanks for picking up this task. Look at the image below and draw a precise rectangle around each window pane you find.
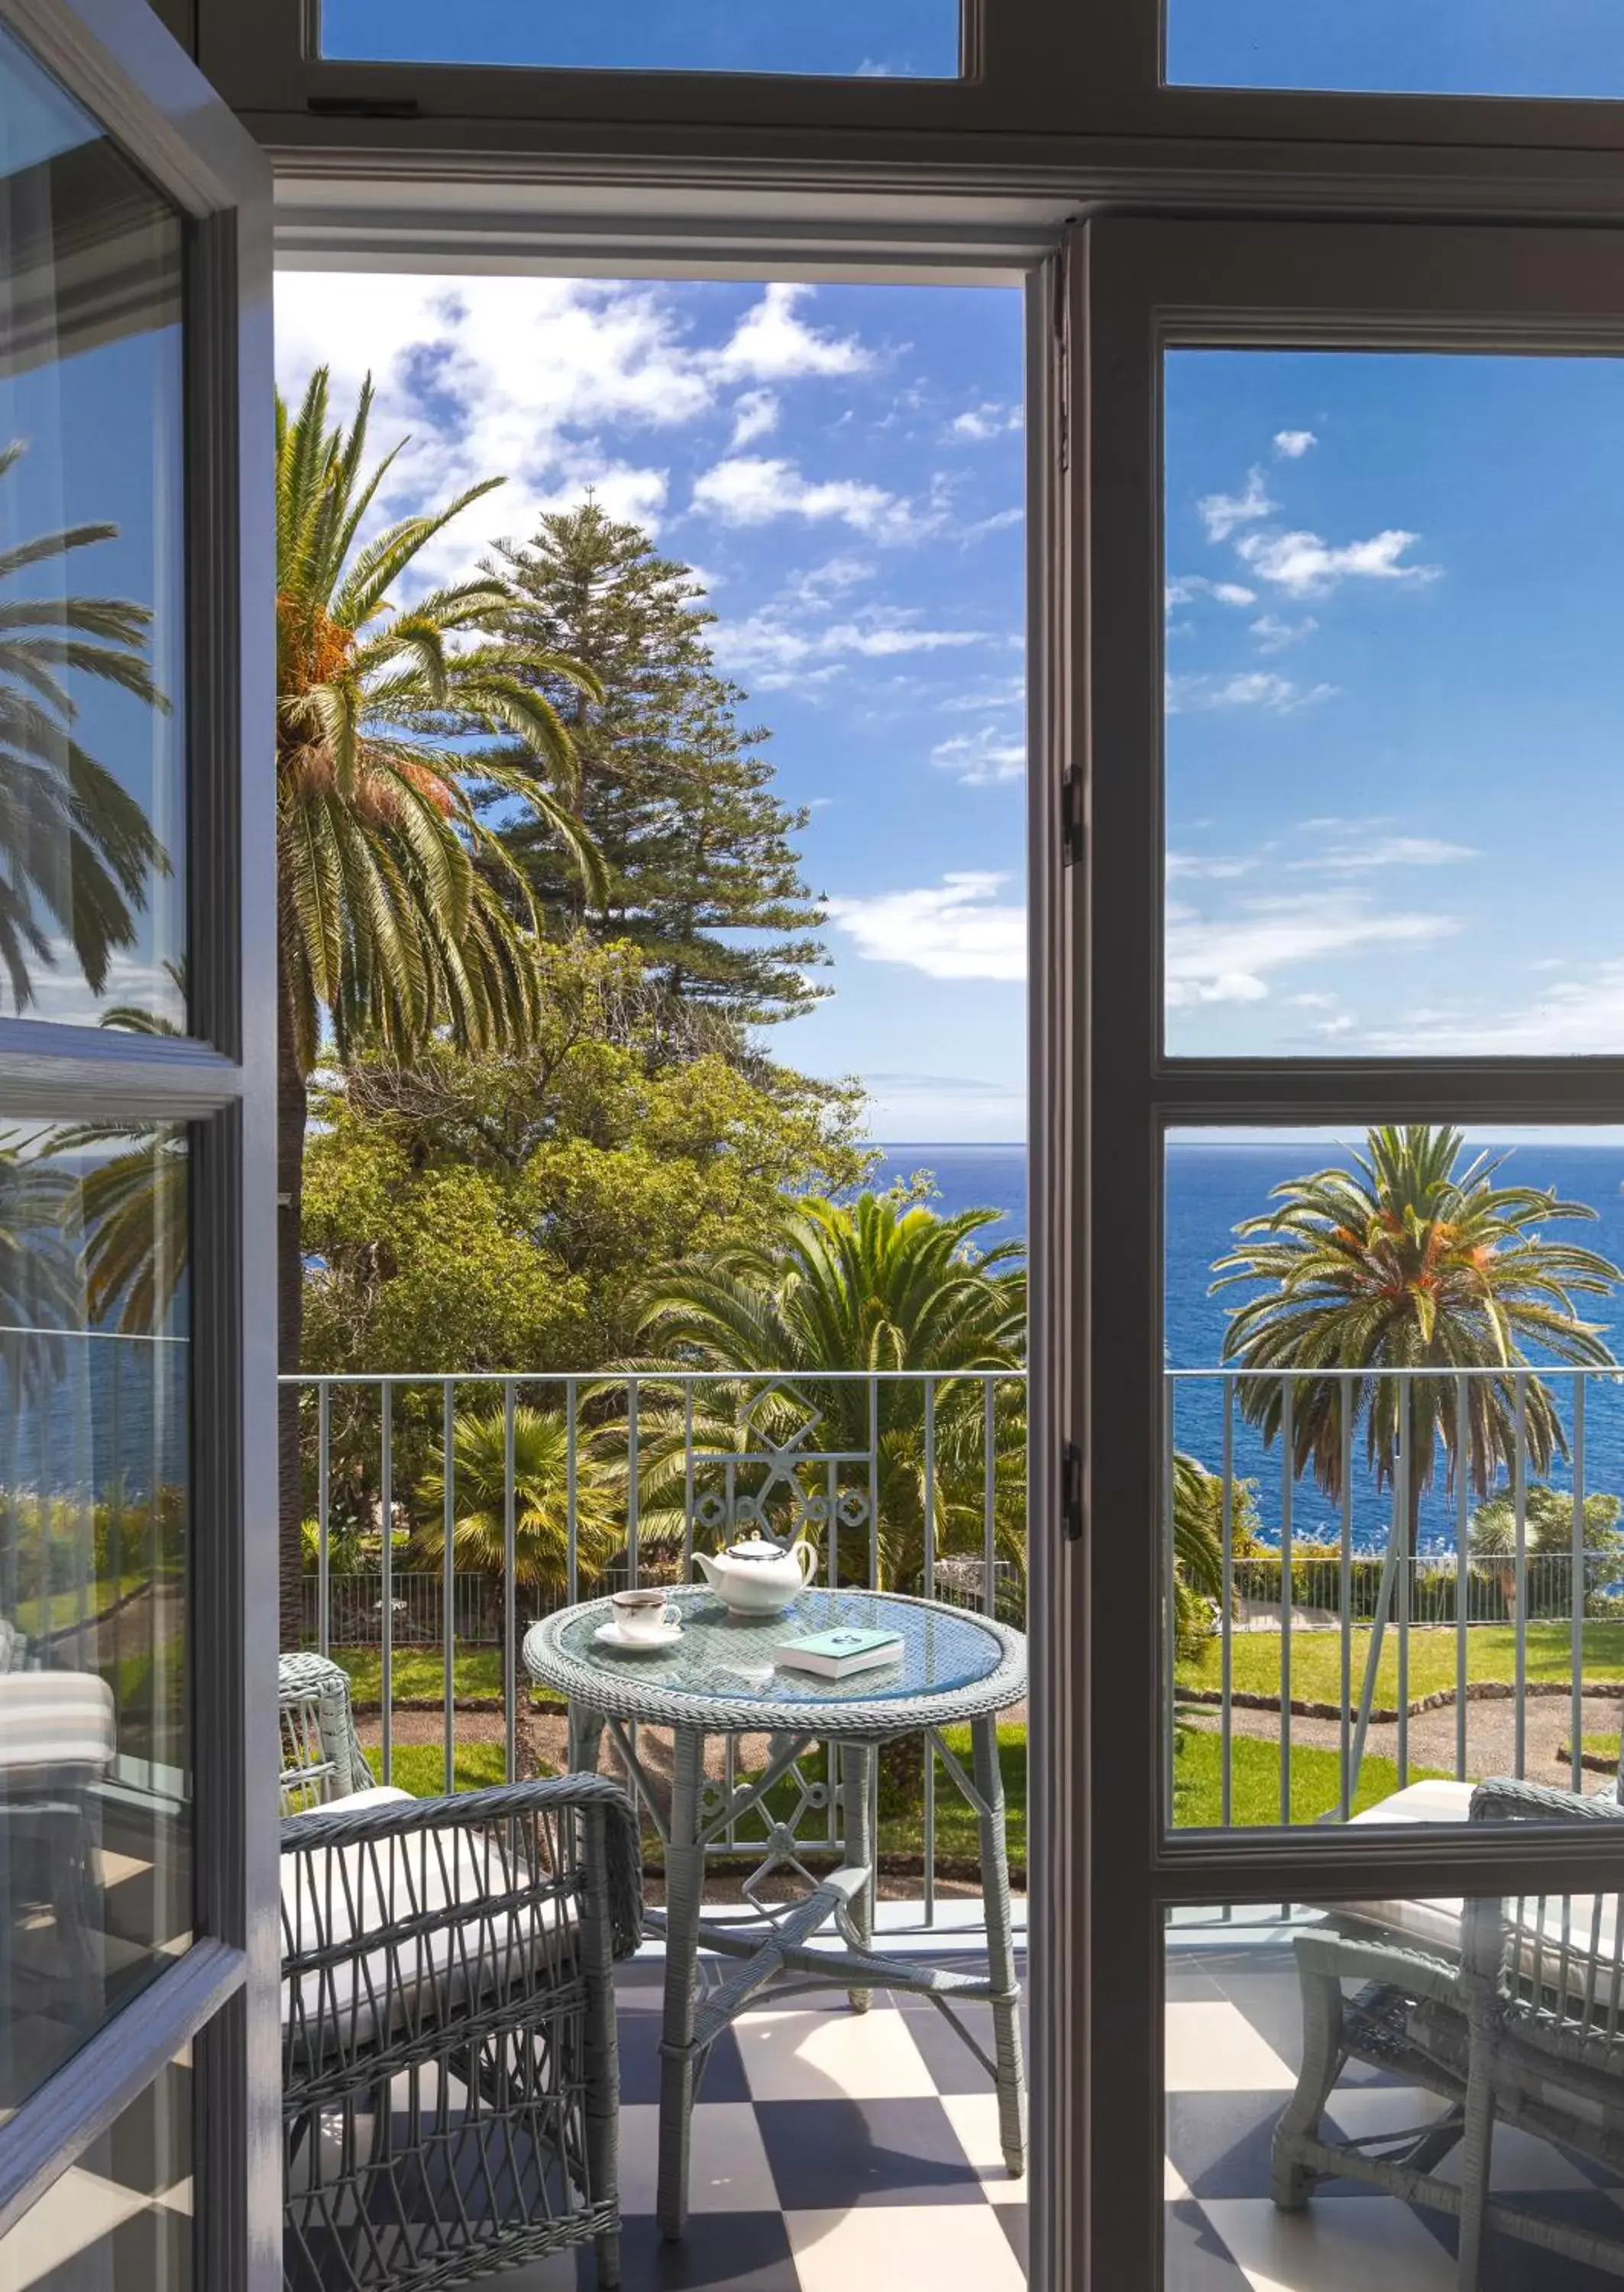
[1166,1903,1624,2289]
[1163,350,1624,1058]
[0,1118,189,2114]
[0,2048,191,2287]
[0,22,186,1033]
[1165,1122,1624,1835]
[319,0,959,77]
[1167,1,1624,99]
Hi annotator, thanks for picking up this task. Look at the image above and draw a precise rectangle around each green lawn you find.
[333,1646,505,1704]
[14,1569,156,1638]
[1173,1727,1441,1827]
[1176,1623,1624,1708]
[1578,1733,1621,1769]
[363,1741,513,1795]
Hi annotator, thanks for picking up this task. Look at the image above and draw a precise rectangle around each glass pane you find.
[0,22,186,1032]
[1163,350,1624,1060]
[0,2048,190,2287]
[0,1118,189,2114]
[1166,1122,1624,1834]
[1166,1,1624,99]
[1166,1902,1624,2290]
[319,0,959,77]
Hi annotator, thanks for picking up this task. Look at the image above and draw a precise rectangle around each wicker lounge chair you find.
[277,1654,642,2291]
[1271,1774,1624,2287]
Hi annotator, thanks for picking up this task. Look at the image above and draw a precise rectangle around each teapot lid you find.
[725,1534,788,1562]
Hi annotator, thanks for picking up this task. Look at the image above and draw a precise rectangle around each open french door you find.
[1071,214,1624,2287]
[0,2,274,2284]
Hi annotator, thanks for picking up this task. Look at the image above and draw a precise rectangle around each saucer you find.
[595,1620,683,1653]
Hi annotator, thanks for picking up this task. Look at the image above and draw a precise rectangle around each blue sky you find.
[1166,349,1624,1060]
[1169,1,1624,96]
[321,0,956,76]
[274,275,1027,1142]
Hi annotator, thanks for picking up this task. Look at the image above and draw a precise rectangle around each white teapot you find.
[693,1533,817,1617]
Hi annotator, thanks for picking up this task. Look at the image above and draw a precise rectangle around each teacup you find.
[610,1588,681,1642]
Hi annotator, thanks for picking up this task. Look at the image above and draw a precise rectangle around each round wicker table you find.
[525,1584,1027,2240]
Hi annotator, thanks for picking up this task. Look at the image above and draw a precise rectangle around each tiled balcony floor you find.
[508,1937,1032,2292]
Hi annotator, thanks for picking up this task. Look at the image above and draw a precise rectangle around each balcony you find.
[279,1359,1624,2290]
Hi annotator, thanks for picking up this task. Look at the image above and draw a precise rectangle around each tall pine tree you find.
[487,502,829,1028]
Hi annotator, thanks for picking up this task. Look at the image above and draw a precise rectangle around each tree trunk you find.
[277,984,309,1650]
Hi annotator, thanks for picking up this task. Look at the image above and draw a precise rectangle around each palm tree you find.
[416,1404,622,1622]
[1212,1124,1619,1776]
[627,1193,1027,1591]
[0,442,170,1013]
[275,370,605,1631]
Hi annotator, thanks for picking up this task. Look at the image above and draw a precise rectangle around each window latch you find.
[1061,1440,1084,1542]
[1060,766,1085,866]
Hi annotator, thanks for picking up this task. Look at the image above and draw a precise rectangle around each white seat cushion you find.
[1343,1782,1623,1989]
[280,1796,577,2053]
[0,1670,115,1774]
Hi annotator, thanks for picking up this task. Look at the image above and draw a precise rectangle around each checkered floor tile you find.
[1163,1936,1624,2292]
[503,1948,1031,2292]
[11,1909,1624,2287]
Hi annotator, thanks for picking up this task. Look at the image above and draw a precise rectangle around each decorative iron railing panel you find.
[281,1368,1027,1927]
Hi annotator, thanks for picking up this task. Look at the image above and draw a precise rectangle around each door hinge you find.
[1060,766,1085,866]
[1061,1440,1084,1543]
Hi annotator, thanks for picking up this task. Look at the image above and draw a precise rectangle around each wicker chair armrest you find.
[281,1773,643,1959]
[1295,1925,1462,2006]
[1469,1777,1624,1827]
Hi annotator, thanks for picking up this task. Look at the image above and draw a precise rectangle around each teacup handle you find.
[794,1541,817,1585]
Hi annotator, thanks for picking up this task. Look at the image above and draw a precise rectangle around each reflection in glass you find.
[320,0,959,77]
[0,1118,189,2116]
[1165,1124,1624,1831]
[0,2045,190,2284]
[0,20,185,1030]
[1166,1899,1624,2288]
[1163,351,1624,1060]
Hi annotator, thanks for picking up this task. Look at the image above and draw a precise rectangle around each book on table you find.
[775,1626,904,1680]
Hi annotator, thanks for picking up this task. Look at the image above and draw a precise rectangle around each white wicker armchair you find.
[277,1654,642,2292]
[1271,1775,1624,2287]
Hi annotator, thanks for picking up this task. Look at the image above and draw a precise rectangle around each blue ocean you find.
[875,1138,1624,1554]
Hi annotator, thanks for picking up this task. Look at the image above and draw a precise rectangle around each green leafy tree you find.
[488,502,828,1025]
[0,442,170,1012]
[626,1193,1026,1590]
[300,936,873,1384]
[274,370,603,1631]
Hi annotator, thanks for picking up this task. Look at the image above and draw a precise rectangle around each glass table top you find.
[541,1585,1014,1714]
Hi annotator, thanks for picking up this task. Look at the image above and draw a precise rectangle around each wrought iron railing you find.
[1166,1364,1624,1827]
[283,1368,1027,1924]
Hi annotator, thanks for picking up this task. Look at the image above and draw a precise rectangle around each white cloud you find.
[1166,575,1257,609]
[1198,468,1276,543]
[710,283,870,383]
[1273,429,1317,459]
[933,727,1026,785]
[1166,850,1260,882]
[728,388,780,448]
[712,601,986,690]
[1165,893,1460,1009]
[859,1070,1026,1138]
[273,275,886,587]
[827,873,1026,980]
[1286,992,1338,1008]
[1289,835,1480,873]
[1250,613,1318,653]
[1358,962,1624,1057]
[950,401,1023,442]
[1166,670,1337,715]
[691,455,922,541]
[1235,526,1441,598]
